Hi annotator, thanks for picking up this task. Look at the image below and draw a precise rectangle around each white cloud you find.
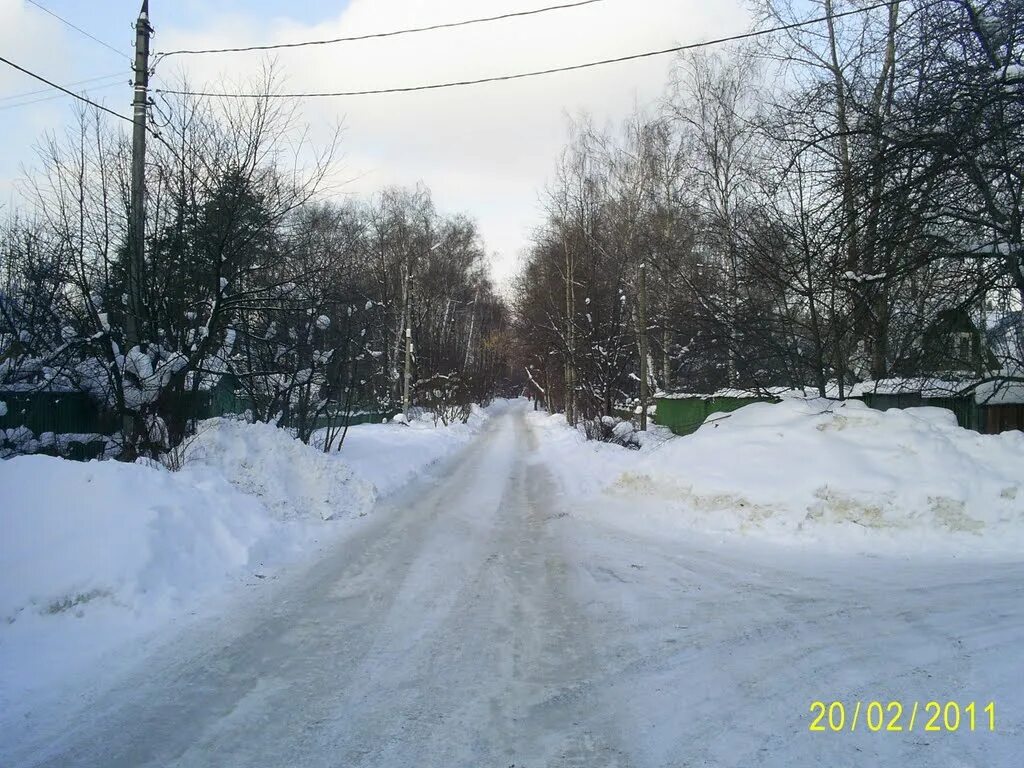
[0,1,67,91]
[0,0,130,208]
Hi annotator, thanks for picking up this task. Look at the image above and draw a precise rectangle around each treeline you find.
[0,80,508,458]
[514,0,1023,423]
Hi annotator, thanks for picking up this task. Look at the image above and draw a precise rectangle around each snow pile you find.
[0,456,290,626]
[0,408,495,635]
[524,410,671,499]
[0,405,496,714]
[0,454,304,707]
[181,409,494,522]
[182,418,377,522]
[530,400,1024,555]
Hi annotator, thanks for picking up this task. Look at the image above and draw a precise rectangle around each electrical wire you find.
[0,55,132,123]
[24,0,130,61]
[0,72,125,104]
[154,0,607,60]
[0,80,125,111]
[152,0,917,100]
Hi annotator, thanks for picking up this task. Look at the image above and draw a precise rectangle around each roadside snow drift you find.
[183,418,377,522]
[529,399,1024,555]
[0,456,285,625]
[0,407,493,712]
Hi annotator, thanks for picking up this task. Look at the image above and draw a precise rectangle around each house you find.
[908,308,999,376]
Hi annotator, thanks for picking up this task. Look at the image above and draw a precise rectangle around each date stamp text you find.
[808,701,996,733]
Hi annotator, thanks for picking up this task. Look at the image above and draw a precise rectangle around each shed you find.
[974,377,1024,433]
[850,378,983,432]
[851,376,1024,434]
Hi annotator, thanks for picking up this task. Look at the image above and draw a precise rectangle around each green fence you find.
[1,386,395,460]
[305,410,397,431]
[654,395,768,436]
[0,391,116,460]
[0,391,118,436]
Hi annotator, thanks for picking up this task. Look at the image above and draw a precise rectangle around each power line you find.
[24,0,130,61]
[0,55,132,123]
[155,0,607,60]
[152,0,916,100]
[0,80,124,112]
[0,72,125,103]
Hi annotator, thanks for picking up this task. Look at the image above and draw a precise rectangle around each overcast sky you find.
[0,0,750,287]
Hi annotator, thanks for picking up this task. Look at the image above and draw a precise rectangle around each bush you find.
[580,415,641,449]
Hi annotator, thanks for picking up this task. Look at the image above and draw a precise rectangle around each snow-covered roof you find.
[655,387,789,401]
[848,377,977,399]
[657,375,1024,405]
[848,374,1024,405]
[974,380,1024,405]
[973,367,1024,405]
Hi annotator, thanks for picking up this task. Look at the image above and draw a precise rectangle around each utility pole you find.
[638,262,649,431]
[126,0,152,349]
[402,267,414,418]
[563,242,576,426]
[463,288,479,370]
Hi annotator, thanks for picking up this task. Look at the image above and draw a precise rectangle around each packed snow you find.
[526,398,1024,556]
[0,406,494,730]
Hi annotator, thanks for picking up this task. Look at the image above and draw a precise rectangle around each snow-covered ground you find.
[2,401,1021,768]
[0,405,494,738]
[526,398,1024,557]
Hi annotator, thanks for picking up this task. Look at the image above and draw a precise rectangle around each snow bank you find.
[182,418,377,522]
[0,454,307,709]
[181,408,493,521]
[1,408,494,633]
[529,400,1024,556]
[525,410,673,499]
[0,405,495,715]
[0,456,287,624]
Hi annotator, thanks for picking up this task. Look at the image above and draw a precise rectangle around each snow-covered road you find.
[7,405,1023,767]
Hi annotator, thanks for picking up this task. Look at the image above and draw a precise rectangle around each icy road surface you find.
[7,406,1024,767]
